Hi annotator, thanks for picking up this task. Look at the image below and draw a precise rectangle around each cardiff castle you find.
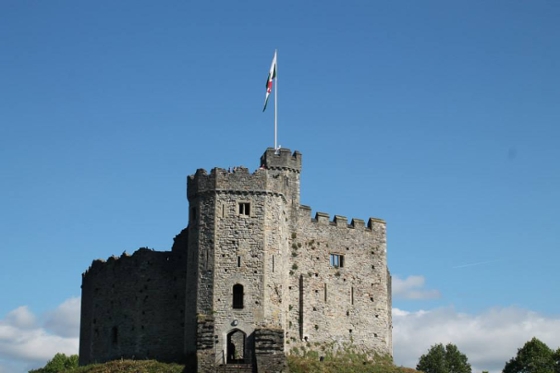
[79,148,392,372]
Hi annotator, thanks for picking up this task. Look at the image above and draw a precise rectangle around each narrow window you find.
[272,255,275,272]
[351,287,354,305]
[233,284,244,309]
[324,283,327,302]
[237,256,241,267]
[329,254,344,268]
[111,326,118,345]
[222,204,226,218]
[190,207,197,222]
[238,202,250,216]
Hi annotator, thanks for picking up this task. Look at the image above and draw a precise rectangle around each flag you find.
[263,51,277,112]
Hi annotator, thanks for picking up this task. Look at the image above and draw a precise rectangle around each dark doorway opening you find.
[227,329,246,364]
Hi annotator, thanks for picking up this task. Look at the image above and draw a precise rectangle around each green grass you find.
[287,351,419,373]
[31,356,418,373]
[33,360,187,373]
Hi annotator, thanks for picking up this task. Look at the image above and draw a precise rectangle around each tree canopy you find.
[29,353,78,373]
[503,337,559,373]
[416,343,472,373]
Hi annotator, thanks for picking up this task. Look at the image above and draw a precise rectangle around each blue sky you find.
[1,1,559,372]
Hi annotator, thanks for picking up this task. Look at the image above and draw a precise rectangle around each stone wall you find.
[196,315,216,372]
[285,206,391,356]
[254,328,289,373]
[79,248,186,365]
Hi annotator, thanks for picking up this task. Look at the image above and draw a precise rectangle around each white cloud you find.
[393,306,560,373]
[4,296,560,373]
[392,275,441,300]
[0,298,80,373]
[3,306,36,329]
[45,297,81,338]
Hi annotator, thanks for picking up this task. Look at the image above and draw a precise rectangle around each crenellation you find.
[315,212,330,224]
[80,147,391,371]
[368,217,386,228]
[334,215,348,227]
[351,218,365,229]
[260,147,302,172]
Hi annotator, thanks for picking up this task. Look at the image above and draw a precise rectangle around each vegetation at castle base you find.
[416,343,471,373]
[287,349,419,373]
[29,358,186,373]
[29,353,79,373]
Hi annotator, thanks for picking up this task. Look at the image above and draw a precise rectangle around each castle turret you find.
[260,147,302,208]
[184,148,301,369]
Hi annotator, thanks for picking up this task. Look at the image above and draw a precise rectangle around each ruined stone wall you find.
[79,249,186,365]
[285,206,391,357]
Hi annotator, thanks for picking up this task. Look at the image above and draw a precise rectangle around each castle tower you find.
[185,148,301,369]
[79,147,391,372]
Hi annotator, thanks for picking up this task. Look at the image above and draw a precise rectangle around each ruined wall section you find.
[79,249,186,365]
[286,206,391,357]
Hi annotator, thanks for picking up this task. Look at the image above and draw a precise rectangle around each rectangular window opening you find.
[324,283,327,303]
[111,326,118,345]
[190,207,197,222]
[329,254,344,268]
[237,256,241,267]
[272,255,275,272]
[233,284,244,309]
[238,202,250,216]
[351,286,354,305]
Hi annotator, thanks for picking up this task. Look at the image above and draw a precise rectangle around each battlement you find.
[82,248,174,277]
[299,205,385,231]
[187,167,269,199]
[260,147,301,172]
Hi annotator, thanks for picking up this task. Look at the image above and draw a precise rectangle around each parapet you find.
[298,205,385,231]
[187,167,268,200]
[82,248,173,277]
[260,148,301,172]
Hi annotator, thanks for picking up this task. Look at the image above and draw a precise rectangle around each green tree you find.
[29,353,78,373]
[416,343,472,373]
[503,337,555,373]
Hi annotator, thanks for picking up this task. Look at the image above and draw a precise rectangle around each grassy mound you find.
[287,352,418,373]
[32,356,417,373]
[32,360,186,373]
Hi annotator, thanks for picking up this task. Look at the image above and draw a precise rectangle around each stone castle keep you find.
[79,148,392,372]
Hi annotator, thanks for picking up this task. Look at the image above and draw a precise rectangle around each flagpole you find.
[274,49,278,150]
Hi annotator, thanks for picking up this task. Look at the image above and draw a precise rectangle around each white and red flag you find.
[263,51,277,112]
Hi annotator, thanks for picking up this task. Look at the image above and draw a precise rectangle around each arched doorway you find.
[227,329,246,364]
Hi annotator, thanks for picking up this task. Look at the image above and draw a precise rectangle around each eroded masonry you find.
[79,148,392,372]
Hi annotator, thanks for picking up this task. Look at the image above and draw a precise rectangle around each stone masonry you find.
[79,148,392,371]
